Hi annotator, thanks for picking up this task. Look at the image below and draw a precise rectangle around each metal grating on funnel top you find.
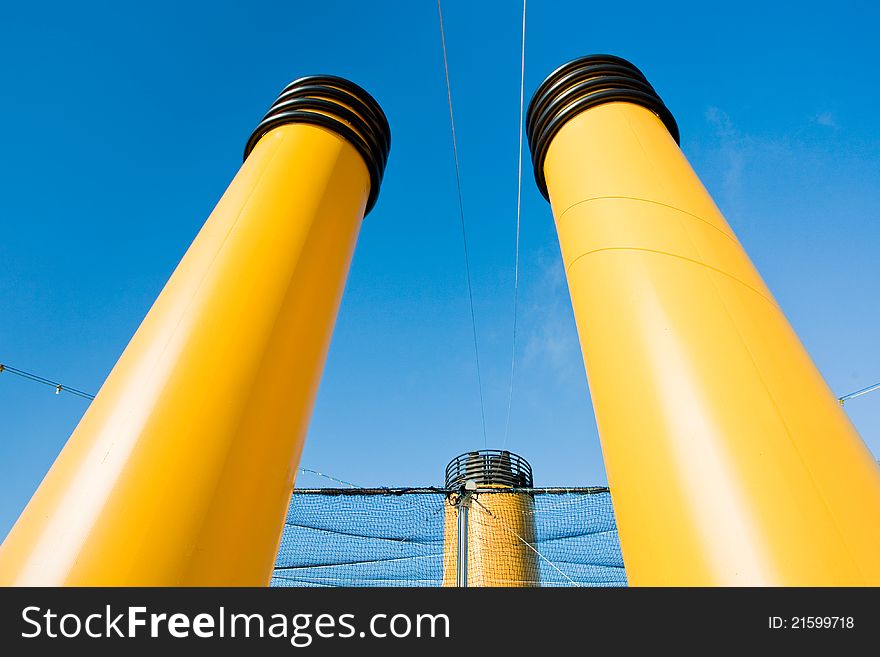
[445,450,533,489]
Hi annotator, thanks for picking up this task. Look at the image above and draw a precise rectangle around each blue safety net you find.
[271,488,626,587]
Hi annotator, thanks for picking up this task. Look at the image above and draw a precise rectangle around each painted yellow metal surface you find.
[443,490,538,587]
[543,100,880,585]
[0,123,370,585]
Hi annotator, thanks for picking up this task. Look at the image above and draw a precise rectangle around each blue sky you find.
[1,0,879,540]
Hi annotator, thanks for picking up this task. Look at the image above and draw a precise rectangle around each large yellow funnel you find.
[0,76,391,585]
[442,451,538,586]
[526,55,880,585]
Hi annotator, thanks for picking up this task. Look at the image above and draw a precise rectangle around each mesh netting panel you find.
[271,488,626,587]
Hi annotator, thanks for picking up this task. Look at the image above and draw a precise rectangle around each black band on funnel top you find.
[244,75,391,215]
[526,54,679,201]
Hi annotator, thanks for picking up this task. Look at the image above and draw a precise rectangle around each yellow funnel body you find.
[0,77,390,585]
[442,490,538,587]
[527,55,880,585]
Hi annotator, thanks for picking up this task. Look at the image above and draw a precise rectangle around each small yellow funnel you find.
[442,451,538,587]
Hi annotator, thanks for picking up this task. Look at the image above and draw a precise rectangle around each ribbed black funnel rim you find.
[244,75,391,215]
[526,54,679,201]
[445,450,533,489]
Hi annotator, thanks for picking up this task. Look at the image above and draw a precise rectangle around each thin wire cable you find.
[839,382,880,405]
[436,0,488,449]
[503,0,527,450]
[0,363,95,400]
[297,468,361,489]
